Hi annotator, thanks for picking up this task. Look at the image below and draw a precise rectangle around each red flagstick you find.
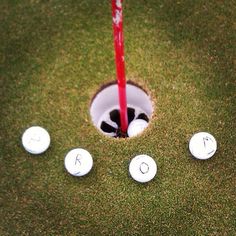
[112,0,128,134]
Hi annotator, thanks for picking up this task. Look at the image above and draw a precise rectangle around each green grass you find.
[0,0,235,235]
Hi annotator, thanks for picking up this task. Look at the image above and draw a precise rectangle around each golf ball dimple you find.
[64,148,93,177]
[127,119,148,137]
[22,126,50,154]
[189,132,217,160]
[129,154,157,183]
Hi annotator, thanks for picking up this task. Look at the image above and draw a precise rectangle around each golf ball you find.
[189,132,217,160]
[64,148,93,177]
[129,154,157,183]
[127,119,148,137]
[22,126,50,154]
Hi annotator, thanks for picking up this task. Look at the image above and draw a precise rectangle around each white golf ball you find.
[129,154,157,183]
[127,119,148,137]
[64,148,93,177]
[22,126,50,154]
[189,132,217,160]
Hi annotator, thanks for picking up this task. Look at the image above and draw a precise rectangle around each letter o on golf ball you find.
[129,155,157,183]
[64,148,93,177]
[22,126,50,154]
[127,119,148,137]
[189,132,217,160]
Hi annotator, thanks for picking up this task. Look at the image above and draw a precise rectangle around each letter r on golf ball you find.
[75,154,82,166]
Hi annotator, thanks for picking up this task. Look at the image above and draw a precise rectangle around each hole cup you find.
[90,81,153,138]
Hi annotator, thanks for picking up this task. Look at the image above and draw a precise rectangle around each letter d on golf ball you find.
[64,148,93,177]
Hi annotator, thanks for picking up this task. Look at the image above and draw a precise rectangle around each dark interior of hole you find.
[137,113,149,122]
[110,109,120,127]
[100,107,149,138]
[100,121,117,133]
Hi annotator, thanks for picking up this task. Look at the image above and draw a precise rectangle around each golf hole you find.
[90,81,154,138]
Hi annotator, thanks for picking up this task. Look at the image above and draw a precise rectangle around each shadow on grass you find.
[151,0,236,145]
[159,1,235,96]
[143,0,235,90]
[0,0,113,118]
[0,2,66,101]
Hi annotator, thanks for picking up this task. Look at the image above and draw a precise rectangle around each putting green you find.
[0,0,235,235]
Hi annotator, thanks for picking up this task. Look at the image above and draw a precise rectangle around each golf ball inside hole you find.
[129,154,157,183]
[189,132,217,160]
[64,148,93,177]
[22,126,50,154]
[127,119,148,137]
